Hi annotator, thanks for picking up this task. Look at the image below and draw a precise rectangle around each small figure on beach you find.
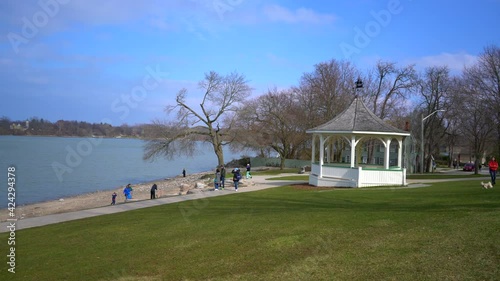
[246,163,252,179]
[111,192,117,205]
[220,165,226,190]
[232,168,242,191]
[123,184,133,201]
[150,183,158,199]
[214,168,221,190]
[182,168,186,177]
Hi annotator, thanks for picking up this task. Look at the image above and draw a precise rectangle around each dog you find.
[481,181,493,189]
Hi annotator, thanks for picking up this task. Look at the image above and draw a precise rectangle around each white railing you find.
[310,163,406,187]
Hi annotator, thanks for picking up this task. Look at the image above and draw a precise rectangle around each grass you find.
[2,180,499,280]
[265,175,309,181]
[264,173,484,182]
[252,168,298,175]
[407,173,487,180]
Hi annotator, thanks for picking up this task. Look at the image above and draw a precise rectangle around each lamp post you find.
[355,78,363,96]
[420,109,445,173]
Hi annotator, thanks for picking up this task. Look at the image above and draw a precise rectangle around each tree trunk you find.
[280,157,285,170]
[210,127,225,167]
[213,142,224,167]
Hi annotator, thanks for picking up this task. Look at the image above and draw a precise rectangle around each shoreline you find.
[1,171,214,222]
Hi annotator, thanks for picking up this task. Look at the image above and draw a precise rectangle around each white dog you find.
[481,181,493,189]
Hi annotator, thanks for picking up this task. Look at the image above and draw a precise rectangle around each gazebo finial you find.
[354,77,363,99]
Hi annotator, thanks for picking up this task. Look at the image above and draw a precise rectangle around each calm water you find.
[0,136,248,205]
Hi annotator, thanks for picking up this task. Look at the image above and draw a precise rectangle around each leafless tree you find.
[241,88,309,169]
[360,61,417,163]
[143,71,251,166]
[464,45,500,155]
[229,98,272,157]
[416,66,451,172]
[451,76,495,173]
[296,59,358,125]
[362,61,417,119]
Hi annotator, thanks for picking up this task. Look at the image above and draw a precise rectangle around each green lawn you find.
[265,175,309,181]
[2,180,499,280]
[252,168,298,175]
[407,173,487,180]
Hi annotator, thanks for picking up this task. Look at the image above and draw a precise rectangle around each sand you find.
[1,172,216,222]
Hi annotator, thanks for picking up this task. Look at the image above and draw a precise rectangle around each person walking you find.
[214,168,221,190]
[111,192,117,205]
[150,183,158,199]
[123,184,132,201]
[246,163,252,179]
[232,168,242,191]
[182,168,186,177]
[220,165,226,190]
[488,157,498,185]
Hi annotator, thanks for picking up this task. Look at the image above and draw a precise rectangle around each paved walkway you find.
[0,175,297,233]
[1,171,490,233]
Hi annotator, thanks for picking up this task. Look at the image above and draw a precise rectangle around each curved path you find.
[0,175,296,233]
[0,172,490,233]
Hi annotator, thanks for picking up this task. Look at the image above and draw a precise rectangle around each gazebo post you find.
[384,138,391,169]
[311,134,316,163]
[397,138,403,168]
[319,134,324,178]
[350,135,356,168]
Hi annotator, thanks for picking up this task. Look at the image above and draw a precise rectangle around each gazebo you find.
[306,97,411,188]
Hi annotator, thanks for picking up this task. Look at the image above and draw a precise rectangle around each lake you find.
[0,136,250,205]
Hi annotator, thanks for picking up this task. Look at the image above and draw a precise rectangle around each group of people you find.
[110,163,256,205]
[213,163,252,191]
[110,182,159,205]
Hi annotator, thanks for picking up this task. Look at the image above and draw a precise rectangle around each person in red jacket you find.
[488,157,498,185]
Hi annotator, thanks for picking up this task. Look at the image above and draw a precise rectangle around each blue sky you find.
[1,0,499,126]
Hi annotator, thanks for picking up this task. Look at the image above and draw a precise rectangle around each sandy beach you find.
[1,171,221,222]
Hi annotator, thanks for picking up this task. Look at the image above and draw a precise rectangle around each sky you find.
[1,0,499,126]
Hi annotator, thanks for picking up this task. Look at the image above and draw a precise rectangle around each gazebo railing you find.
[310,163,406,187]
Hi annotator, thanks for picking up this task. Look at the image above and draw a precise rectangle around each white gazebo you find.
[306,97,411,188]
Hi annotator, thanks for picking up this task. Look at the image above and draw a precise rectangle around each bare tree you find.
[241,88,309,169]
[296,59,358,124]
[363,61,417,119]
[361,61,417,163]
[464,45,500,155]
[416,66,451,172]
[452,76,495,173]
[229,98,271,157]
[143,71,251,166]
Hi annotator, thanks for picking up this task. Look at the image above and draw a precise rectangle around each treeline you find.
[0,116,153,138]
[143,44,500,172]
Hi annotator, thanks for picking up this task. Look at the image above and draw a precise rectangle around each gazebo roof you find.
[306,97,410,136]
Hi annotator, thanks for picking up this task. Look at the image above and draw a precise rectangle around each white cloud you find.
[149,18,173,31]
[408,52,478,72]
[263,4,336,24]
